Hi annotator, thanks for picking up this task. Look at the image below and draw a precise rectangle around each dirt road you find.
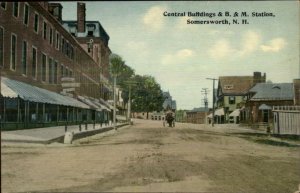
[1,119,300,193]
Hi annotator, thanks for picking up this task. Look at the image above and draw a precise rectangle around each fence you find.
[273,106,300,135]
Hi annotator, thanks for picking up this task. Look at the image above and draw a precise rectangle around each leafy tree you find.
[131,75,164,119]
[109,54,126,78]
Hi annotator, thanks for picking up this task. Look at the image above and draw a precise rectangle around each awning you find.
[78,96,102,111]
[259,104,272,110]
[99,98,114,110]
[229,109,240,117]
[1,77,89,109]
[87,97,111,112]
[215,108,224,116]
[1,80,18,98]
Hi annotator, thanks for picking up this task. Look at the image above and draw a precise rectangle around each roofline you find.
[62,20,110,40]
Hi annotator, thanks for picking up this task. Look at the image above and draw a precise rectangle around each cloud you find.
[143,6,165,31]
[161,49,195,65]
[208,30,261,60]
[260,38,286,52]
[240,30,261,56]
[208,39,236,59]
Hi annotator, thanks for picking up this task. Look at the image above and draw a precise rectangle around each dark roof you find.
[250,83,294,101]
[62,20,110,40]
[219,76,254,95]
[188,107,209,113]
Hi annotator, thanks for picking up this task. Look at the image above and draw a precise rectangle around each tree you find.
[131,75,164,119]
[109,54,125,129]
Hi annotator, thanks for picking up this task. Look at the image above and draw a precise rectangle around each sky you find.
[60,1,300,110]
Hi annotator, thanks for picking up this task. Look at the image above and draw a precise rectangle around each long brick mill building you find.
[0,2,114,130]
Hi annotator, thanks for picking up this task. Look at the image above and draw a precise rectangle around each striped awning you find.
[1,77,89,109]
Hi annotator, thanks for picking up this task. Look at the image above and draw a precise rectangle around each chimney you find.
[253,71,261,85]
[77,2,86,33]
[263,73,266,83]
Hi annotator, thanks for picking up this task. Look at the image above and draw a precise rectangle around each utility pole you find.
[201,88,209,109]
[124,80,137,122]
[206,78,218,127]
[113,76,116,130]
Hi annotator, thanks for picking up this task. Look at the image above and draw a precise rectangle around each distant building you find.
[217,72,266,123]
[186,107,210,124]
[151,111,165,121]
[163,91,176,111]
[242,83,294,125]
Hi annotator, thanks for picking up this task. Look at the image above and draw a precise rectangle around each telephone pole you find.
[124,80,137,122]
[206,78,218,127]
[201,88,209,109]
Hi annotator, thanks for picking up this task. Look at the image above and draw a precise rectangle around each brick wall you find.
[0,2,102,99]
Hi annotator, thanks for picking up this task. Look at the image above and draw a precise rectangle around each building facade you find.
[62,2,112,100]
[216,72,266,123]
[186,107,209,124]
[0,2,113,130]
[242,83,294,125]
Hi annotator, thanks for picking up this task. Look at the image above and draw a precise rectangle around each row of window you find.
[5,30,73,84]
[1,2,74,60]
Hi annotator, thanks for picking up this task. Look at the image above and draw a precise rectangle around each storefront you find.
[0,77,111,130]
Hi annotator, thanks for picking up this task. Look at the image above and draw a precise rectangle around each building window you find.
[55,32,60,50]
[0,2,6,9]
[65,67,69,77]
[34,13,39,33]
[41,53,46,82]
[0,27,3,67]
[60,64,64,77]
[32,47,37,79]
[229,96,235,105]
[43,21,47,40]
[224,85,234,90]
[87,24,95,37]
[87,43,92,53]
[54,61,58,84]
[21,41,27,75]
[13,2,19,17]
[10,34,17,70]
[48,57,53,83]
[69,70,73,77]
[61,37,64,52]
[49,27,53,45]
[23,3,29,25]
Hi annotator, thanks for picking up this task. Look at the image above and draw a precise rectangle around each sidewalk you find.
[1,122,129,144]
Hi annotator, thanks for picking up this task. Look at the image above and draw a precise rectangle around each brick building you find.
[186,107,209,124]
[242,83,294,125]
[0,2,113,129]
[62,2,112,100]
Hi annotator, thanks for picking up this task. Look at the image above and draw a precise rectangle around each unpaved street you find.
[1,119,300,193]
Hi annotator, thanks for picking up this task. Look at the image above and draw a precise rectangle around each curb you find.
[1,123,129,144]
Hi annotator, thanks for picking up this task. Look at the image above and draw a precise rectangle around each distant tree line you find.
[109,54,165,119]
